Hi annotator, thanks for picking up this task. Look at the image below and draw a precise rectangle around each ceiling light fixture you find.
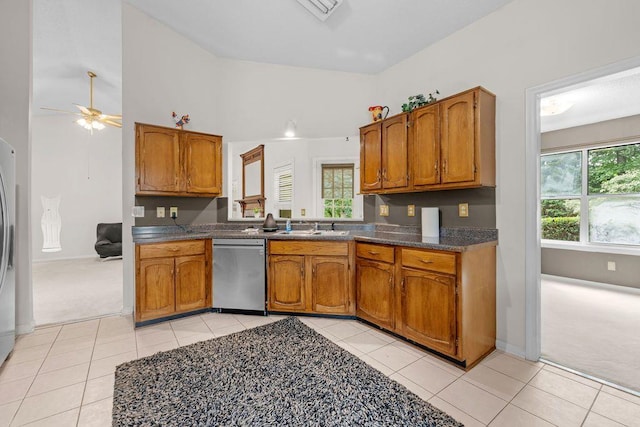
[77,118,105,131]
[296,0,343,22]
[540,97,574,116]
[284,120,297,138]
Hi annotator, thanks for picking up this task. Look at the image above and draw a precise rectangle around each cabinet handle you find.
[312,266,316,276]
[401,278,406,295]
[443,159,447,173]
[420,259,434,264]
[376,170,381,182]
[434,160,439,171]
[368,250,380,255]
[382,169,387,180]
[301,265,305,277]
[388,276,393,288]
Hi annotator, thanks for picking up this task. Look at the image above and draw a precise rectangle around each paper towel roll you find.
[421,207,440,237]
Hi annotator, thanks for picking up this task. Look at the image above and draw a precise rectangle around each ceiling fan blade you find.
[41,107,82,116]
[100,118,122,128]
[73,104,92,115]
[100,113,122,119]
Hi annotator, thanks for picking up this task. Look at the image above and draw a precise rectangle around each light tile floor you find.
[1,313,639,426]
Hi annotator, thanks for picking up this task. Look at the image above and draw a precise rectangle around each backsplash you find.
[134,196,219,226]
[134,187,495,229]
[365,187,495,228]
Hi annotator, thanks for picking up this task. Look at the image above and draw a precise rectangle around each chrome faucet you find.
[314,222,319,232]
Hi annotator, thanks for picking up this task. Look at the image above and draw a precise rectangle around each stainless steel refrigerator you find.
[0,138,16,365]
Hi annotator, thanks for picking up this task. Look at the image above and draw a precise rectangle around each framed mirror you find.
[237,145,265,217]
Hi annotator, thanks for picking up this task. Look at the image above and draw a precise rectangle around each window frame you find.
[321,163,354,219]
[541,140,640,253]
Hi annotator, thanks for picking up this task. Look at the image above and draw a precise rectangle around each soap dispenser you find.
[285,219,292,233]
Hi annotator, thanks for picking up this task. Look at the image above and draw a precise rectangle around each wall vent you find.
[296,0,343,22]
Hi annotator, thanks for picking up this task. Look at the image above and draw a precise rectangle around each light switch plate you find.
[379,204,389,217]
[156,207,165,218]
[300,208,306,217]
[407,205,415,217]
[607,261,616,271]
[458,203,469,217]
[131,206,144,217]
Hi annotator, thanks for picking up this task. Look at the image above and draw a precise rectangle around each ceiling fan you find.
[42,71,122,131]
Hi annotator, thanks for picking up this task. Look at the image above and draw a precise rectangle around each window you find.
[322,163,354,218]
[273,163,293,217]
[541,142,640,246]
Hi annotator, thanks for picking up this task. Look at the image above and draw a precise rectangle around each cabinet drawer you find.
[269,240,348,256]
[401,248,456,275]
[356,243,394,264]
[138,240,206,259]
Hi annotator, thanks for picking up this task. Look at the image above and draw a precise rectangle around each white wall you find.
[377,0,640,355]
[123,4,224,314]
[216,59,376,141]
[227,137,361,220]
[31,115,122,261]
[0,0,34,333]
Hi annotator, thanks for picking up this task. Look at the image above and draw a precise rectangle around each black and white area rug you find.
[113,317,463,426]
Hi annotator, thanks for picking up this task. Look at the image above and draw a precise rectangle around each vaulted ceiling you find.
[33,0,640,132]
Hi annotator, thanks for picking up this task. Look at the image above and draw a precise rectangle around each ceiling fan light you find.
[92,121,105,130]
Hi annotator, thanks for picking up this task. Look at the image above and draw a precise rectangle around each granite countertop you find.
[132,223,498,252]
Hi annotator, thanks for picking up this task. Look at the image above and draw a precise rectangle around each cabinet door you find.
[175,254,207,313]
[310,256,351,314]
[184,133,222,195]
[400,268,457,356]
[137,258,175,321]
[411,104,440,187]
[382,114,409,189]
[360,122,382,192]
[356,259,394,330]
[268,255,306,312]
[440,91,476,185]
[136,125,182,193]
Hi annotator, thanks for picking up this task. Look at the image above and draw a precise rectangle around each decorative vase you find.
[263,213,277,231]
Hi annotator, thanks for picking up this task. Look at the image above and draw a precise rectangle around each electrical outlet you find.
[131,206,145,217]
[379,204,389,217]
[407,205,415,217]
[607,261,616,271]
[458,203,469,217]
[300,208,306,217]
[170,207,178,219]
[156,207,165,218]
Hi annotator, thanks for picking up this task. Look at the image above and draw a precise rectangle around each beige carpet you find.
[541,275,640,393]
[32,257,123,326]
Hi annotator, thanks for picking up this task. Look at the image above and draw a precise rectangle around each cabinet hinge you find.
[473,94,478,109]
[455,337,459,348]
[474,164,478,176]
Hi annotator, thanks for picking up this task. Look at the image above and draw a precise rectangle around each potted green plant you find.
[253,207,262,218]
[401,90,440,112]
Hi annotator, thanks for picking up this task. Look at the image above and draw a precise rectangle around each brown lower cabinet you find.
[356,241,496,369]
[268,240,354,315]
[135,239,212,322]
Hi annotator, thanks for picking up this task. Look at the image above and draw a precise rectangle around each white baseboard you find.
[32,254,100,263]
[542,274,640,295]
[16,321,35,335]
[496,340,526,359]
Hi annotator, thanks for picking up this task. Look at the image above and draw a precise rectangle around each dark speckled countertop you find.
[132,223,497,252]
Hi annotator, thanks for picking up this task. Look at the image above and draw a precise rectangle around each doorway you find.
[525,58,640,394]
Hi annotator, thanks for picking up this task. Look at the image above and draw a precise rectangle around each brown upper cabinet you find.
[360,114,409,192]
[136,123,222,197]
[360,87,495,194]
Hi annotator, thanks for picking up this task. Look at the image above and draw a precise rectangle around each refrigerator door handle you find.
[8,225,13,269]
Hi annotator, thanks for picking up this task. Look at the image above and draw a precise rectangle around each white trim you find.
[311,156,362,219]
[525,56,640,363]
[495,340,526,359]
[542,240,640,256]
[31,254,100,263]
[542,273,640,295]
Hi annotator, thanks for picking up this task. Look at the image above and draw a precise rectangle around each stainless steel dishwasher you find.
[212,238,266,315]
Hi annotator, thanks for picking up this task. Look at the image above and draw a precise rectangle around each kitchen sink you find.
[276,230,349,236]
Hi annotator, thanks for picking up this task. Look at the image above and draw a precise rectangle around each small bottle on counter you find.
[285,219,292,233]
